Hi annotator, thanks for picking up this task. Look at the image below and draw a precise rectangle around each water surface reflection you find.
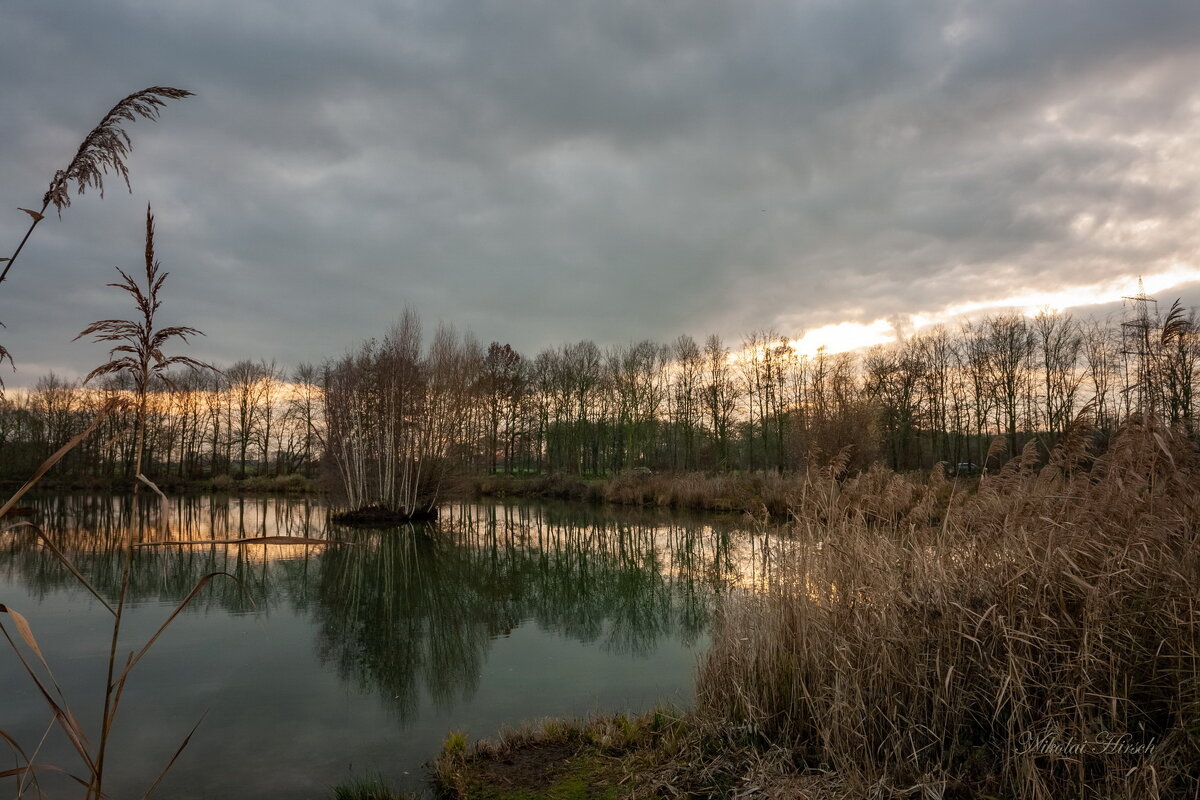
[0,495,773,798]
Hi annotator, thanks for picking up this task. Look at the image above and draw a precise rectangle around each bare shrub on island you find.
[323,310,481,524]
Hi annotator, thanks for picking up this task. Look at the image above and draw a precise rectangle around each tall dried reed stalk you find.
[0,87,335,800]
[5,91,191,779]
[75,204,214,479]
[1,185,237,800]
[71,206,216,799]
[0,87,192,375]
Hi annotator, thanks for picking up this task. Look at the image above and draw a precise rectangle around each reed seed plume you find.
[75,205,214,389]
[43,87,194,215]
[1160,298,1189,346]
[0,86,192,290]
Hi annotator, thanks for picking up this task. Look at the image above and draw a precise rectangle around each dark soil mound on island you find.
[330,504,439,526]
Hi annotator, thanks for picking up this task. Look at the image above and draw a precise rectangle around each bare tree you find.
[863,340,924,471]
[1082,319,1120,433]
[322,311,480,520]
[670,334,703,470]
[1033,310,1084,445]
[224,360,273,478]
[983,314,1036,457]
[285,363,325,476]
[482,343,523,474]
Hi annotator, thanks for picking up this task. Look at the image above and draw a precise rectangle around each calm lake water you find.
[0,495,776,799]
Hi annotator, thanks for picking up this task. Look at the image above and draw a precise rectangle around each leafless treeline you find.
[3,302,1198,484]
[0,359,323,483]
[327,302,1200,480]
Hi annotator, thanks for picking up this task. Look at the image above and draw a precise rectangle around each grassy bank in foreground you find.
[433,416,1199,799]
[432,713,685,800]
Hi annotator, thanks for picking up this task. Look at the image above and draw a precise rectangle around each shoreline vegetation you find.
[7,299,1200,523]
[8,467,920,518]
[463,468,857,516]
[338,415,1198,800]
[0,467,922,515]
[0,471,322,495]
[6,299,1200,527]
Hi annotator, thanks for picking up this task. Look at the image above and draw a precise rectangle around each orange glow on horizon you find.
[788,320,897,357]
[781,267,1200,357]
[909,264,1200,329]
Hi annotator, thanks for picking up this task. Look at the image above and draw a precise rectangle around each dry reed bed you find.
[687,417,1199,799]
[469,470,820,516]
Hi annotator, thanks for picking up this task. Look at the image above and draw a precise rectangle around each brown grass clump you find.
[689,414,1200,799]
[433,711,693,800]
[470,471,816,517]
[596,471,760,512]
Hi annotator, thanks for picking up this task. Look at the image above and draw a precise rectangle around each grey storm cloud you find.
[4,0,1200,381]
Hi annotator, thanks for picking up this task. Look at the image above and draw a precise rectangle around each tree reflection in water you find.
[2,495,739,722]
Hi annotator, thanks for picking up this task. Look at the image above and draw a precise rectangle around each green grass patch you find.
[433,712,685,800]
[329,773,411,800]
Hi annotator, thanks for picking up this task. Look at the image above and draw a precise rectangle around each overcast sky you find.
[4,0,1200,384]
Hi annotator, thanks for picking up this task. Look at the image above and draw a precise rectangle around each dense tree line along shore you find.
[0,299,1192,493]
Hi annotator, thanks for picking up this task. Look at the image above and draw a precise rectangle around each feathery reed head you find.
[1160,298,1191,346]
[75,204,213,387]
[43,87,194,215]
